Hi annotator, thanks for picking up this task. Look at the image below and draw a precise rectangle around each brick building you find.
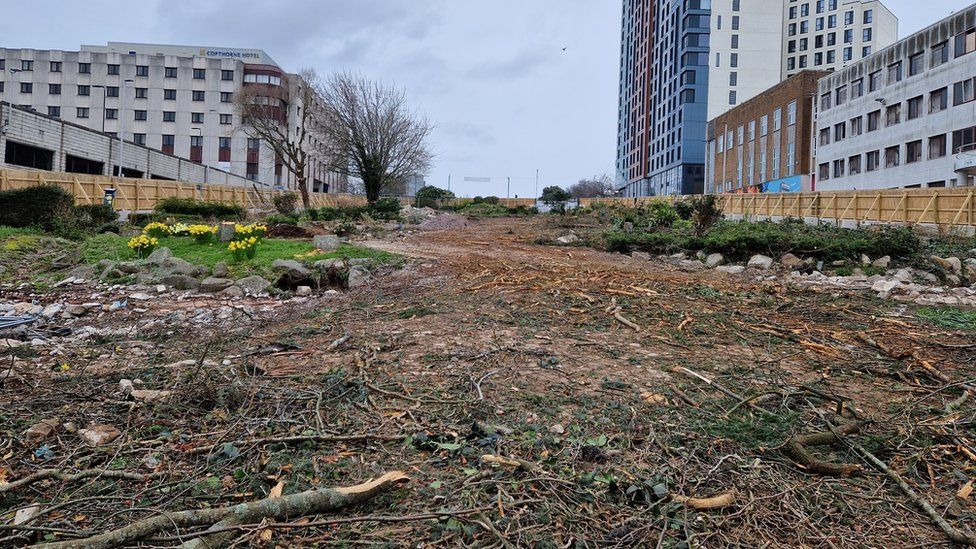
[705,70,828,194]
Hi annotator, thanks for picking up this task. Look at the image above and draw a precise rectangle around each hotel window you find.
[78,63,90,74]
[955,28,976,57]
[787,57,796,70]
[192,90,205,101]
[953,126,976,152]
[862,46,872,57]
[868,71,882,92]
[162,134,175,154]
[48,84,61,95]
[730,53,738,67]
[193,68,207,79]
[953,78,975,106]
[867,110,880,131]
[136,65,149,77]
[106,86,119,97]
[165,67,178,78]
[828,14,836,28]
[135,87,148,99]
[844,29,853,44]
[866,150,880,171]
[221,70,235,81]
[219,137,232,161]
[834,122,846,141]
[789,23,797,36]
[192,112,205,123]
[863,28,872,42]
[909,52,924,76]
[799,55,807,68]
[931,41,949,67]
[164,89,176,100]
[819,128,831,146]
[928,134,947,158]
[930,87,948,113]
[827,33,836,46]
[19,82,32,94]
[843,48,852,62]
[884,146,900,168]
[827,50,835,63]
[163,111,176,122]
[134,133,146,146]
[21,60,33,71]
[790,6,797,18]
[907,96,923,120]
[816,18,824,31]
[731,35,739,49]
[107,64,119,75]
[105,109,118,120]
[852,78,864,98]
[906,140,922,164]
[850,116,863,136]
[835,85,847,105]
[819,163,830,181]
[47,106,60,117]
[814,52,823,66]
[50,61,61,72]
[888,61,903,85]
[220,91,234,103]
[833,159,845,178]
[77,107,89,119]
[134,110,147,121]
[849,155,861,175]
[220,113,233,125]
[886,104,900,126]
[800,21,808,34]
[864,9,873,23]
[845,11,854,25]
[816,0,824,13]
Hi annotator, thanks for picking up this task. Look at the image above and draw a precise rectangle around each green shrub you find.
[75,204,119,226]
[647,202,679,228]
[415,186,455,208]
[459,202,510,217]
[272,193,299,215]
[155,197,245,220]
[264,213,301,226]
[369,197,403,221]
[0,185,76,230]
[689,195,724,236]
[673,200,694,221]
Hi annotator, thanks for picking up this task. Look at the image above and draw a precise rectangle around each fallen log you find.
[34,471,409,549]
[782,422,864,476]
[0,469,159,494]
[672,491,736,510]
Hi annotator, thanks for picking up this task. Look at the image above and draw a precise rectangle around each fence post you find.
[1,170,7,191]
[934,191,940,227]
[134,181,140,212]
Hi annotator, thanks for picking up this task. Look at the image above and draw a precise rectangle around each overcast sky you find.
[1,1,967,197]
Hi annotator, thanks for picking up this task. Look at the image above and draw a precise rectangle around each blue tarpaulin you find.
[761,176,803,193]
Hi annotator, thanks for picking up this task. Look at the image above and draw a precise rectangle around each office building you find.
[783,1,898,80]
[0,42,344,192]
[705,70,827,194]
[815,3,976,191]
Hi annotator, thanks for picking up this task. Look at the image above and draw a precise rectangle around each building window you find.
[787,142,796,175]
[737,125,744,145]
[47,106,60,118]
[731,35,739,49]
[835,85,847,105]
[20,82,32,94]
[106,86,119,97]
[248,138,261,150]
[929,87,948,113]
[885,146,900,168]
[820,128,831,146]
[134,133,146,146]
[931,41,950,68]
[849,155,861,175]
[77,107,89,119]
[729,72,737,86]
[834,122,846,141]
[48,84,61,95]
[220,91,233,103]
[192,112,205,123]
[886,104,901,126]
[135,87,148,99]
[760,115,768,136]
[868,71,882,92]
[164,89,176,100]
[955,28,976,57]
[192,90,205,101]
[954,78,975,106]
[887,61,903,84]
[50,61,62,73]
[136,65,149,77]
[833,159,845,178]
[908,52,924,77]
[0,60,4,71]
[78,63,91,74]
[165,67,178,78]
[748,120,756,141]
[850,116,863,136]
[193,68,206,79]
[107,64,119,75]
[787,101,797,125]
[21,60,33,71]
[730,53,738,68]
[161,134,175,154]
[819,163,830,181]
[867,110,880,131]
[906,140,922,164]
[928,134,947,159]
[220,113,233,125]
[852,78,864,98]
[866,150,880,171]
[953,126,976,153]
[864,9,873,23]
[134,110,147,121]
[163,111,176,122]
[773,108,782,131]
[105,109,118,120]
[862,46,872,57]
[221,70,235,81]
[907,96,923,120]
[863,28,873,42]
[772,145,781,179]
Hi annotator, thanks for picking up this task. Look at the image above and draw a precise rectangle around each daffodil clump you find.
[229,236,259,261]
[128,234,159,258]
[188,224,219,244]
[169,223,190,236]
[143,222,171,238]
[234,223,268,242]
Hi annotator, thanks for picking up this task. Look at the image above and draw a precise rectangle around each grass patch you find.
[0,226,41,240]
[917,308,976,330]
[80,234,400,278]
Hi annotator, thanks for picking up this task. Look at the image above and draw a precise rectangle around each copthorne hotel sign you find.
[199,48,263,61]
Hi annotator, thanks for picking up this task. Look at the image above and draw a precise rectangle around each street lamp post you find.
[117,79,133,178]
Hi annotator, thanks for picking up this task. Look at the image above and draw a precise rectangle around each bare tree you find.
[316,72,433,203]
[235,68,320,209]
[568,174,616,199]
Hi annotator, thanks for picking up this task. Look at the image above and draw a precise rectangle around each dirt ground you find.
[3,215,976,547]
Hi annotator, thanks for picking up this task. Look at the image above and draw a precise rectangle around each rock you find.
[556,233,580,245]
[129,292,153,301]
[78,424,121,446]
[41,303,63,319]
[831,260,847,267]
[965,265,976,285]
[158,257,198,277]
[130,389,173,402]
[14,505,41,526]
[549,423,565,435]
[117,262,143,274]
[155,285,168,293]
[236,276,272,296]
[678,260,705,272]
[872,256,891,269]
[631,252,651,261]
[314,259,346,271]
[221,285,244,298]
[747,255,774,270]
[696,251,707,261]
[161,275,200,291]
[871,279,901,293]
[64,304,90,317]
[622,222,634,234]
[716,266,746,275]
[313,234,341,252]
[932,256,963,275]
[146,247,173,264]
[892,269,913,282]
[218,223,236,242]
[704,253,725,269]
[296,286,313,297]
[347,266,372,288]
[780,253,805,269]
[947,275,962,287]
[669,253,688,261]
[68,264,95,280]
[347,258,376,267]
[861,254,872,266]
[24,419,59,444]
[272,259,312,278]
[200,277,234,293]
[119,379,135,395]
[213,262,230,278]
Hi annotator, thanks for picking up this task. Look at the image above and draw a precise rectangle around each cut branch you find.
[0,469,158,494]
[782,422,864,476]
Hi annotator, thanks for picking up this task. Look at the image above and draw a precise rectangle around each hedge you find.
[0,185,76,230]
[154,197,245,220]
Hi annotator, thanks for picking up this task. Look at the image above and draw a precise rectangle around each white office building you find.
[783,0,898,79]
[0,42,344,192]
[815,3,976,191]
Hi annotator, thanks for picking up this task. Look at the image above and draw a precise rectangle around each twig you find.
[327,332,351,351]
[782,422,864,477]
[0,469,158,494]
[185,433,407,456]
[474,370,501,401]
